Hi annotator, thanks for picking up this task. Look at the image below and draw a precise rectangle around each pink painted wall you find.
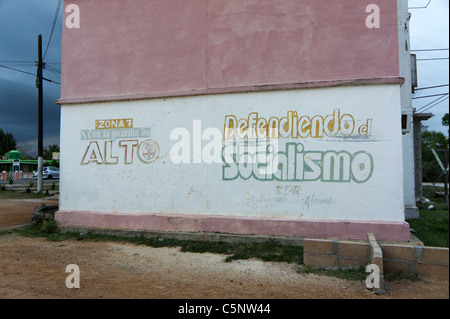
[61,0,399,102]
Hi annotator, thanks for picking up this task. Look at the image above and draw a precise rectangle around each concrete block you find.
[383,260,415,276]
[337,257,367,268]
[421,247,449,265]
[303,253,337,268]
[417,264,449,280]
[381,244,417,262]
[405,207,419,219]
[337,241,371,260]
[304,239,336,255]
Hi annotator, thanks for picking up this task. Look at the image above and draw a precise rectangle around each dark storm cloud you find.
[0,76,60,147]
[0,0,448,148]
[0,0,62,148]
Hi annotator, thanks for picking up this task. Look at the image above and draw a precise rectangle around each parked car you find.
[33,167,60,179]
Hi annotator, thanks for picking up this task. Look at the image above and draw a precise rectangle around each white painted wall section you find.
[60,84,405,223]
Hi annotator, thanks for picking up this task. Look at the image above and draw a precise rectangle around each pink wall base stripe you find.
[55,210,411,242]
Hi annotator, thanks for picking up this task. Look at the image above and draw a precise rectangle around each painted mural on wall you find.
[65,85,403,221]
[80,118,159,165]
[221,109,374,184]
[79,109,374,184]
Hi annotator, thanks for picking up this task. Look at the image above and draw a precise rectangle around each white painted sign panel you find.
[59,84,404,223]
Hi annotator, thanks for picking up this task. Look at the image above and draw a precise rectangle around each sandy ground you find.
[0,197,448,300]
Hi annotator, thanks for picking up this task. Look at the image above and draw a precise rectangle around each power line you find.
[43,0,62,61]
[0,60,35,64]
[417,96,449,114]
[411,49,449,52]
[415,93,449,113]
[0,64,60,85]
[411,34,443,51]
[44,69,61,80]
[415,84,449,90]
[0,64,36,77]
[43,64,61,85]
[44,64,61,74]
[417,58,449,61]
[0,61,60,64]
[413,93,449,100]
[43,70,61,84]
[409,0,432,9]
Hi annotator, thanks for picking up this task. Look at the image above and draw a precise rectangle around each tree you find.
[421,124,449,182]
[43,144,60,160]
[422,125,448,160]
[443,113,449,137]
[442,113,449,127]
[0,129,17,156]
[16,142,37,160]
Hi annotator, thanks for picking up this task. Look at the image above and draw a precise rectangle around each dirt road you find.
[0,197,448,299]
[0,196,59,230]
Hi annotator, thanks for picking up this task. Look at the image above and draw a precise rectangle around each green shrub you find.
[408,186,449,247]
[41,220,57,234]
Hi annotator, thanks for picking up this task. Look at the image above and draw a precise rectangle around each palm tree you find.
[43,144,60,160]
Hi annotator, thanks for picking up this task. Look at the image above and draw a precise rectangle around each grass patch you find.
[223,240,303,263]
[0,189,53,199]
[407,186,449,247]
[296,265,421,282]
[296,265,368,281]
[385,271,420,282]
[0,230,15,237]
[15,225,304,264]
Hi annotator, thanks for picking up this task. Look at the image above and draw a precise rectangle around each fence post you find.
[444,151,449,203]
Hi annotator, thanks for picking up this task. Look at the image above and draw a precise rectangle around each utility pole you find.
[36,34,44,193]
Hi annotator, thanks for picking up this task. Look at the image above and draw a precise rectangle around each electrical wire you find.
[0,65,36,77]
[414,84,449,90]
[0,64,60,85]
[409,0,432,9]
[43,0,62,61]
[44,64,61,74]
[416,96,449,114]
[417,58,449,61]
[415,94,449,113]
[413,93,449,100]
[43,70,61,85]
[411,49,449,52]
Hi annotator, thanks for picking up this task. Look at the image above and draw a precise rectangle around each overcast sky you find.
[409,0,449,134]
[0,0,448,155]
[0,0,62,153]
